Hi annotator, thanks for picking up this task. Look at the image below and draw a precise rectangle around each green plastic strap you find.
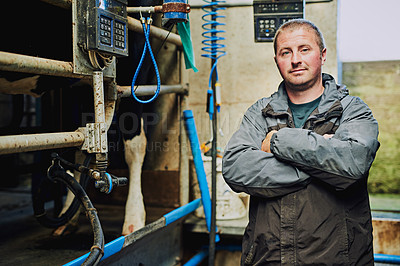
[177,19,198,73]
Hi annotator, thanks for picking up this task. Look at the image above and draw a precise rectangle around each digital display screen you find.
[255,2,301,13]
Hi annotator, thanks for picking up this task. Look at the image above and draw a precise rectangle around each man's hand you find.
[262,130,278,153]
[323,134,334,139]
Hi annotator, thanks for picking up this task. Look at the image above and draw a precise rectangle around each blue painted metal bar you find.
[374,253,400,264]
[164,198,202,225]
[63,236,125,266]
[64,199,202,265]
[183,109,220,242]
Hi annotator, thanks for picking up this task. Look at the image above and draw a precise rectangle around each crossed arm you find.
[222,98,380,198]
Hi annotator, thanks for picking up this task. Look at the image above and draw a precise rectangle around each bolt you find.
[92,171,101,180]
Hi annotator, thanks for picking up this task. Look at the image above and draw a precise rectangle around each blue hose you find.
[201,0,226,88]
[131,17,161,104]
[183,110,220,242]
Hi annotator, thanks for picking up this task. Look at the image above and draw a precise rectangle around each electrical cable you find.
[155,23,175,57]
[131,16,161,104]
[88,50,113,70]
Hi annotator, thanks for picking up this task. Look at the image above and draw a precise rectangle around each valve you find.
[95,172,128,194]
[49,153,127,194]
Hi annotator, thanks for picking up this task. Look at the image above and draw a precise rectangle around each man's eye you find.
[301,48,309,53]
[282,51,290,56]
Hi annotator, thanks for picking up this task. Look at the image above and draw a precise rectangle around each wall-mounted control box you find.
[253,0,305,42]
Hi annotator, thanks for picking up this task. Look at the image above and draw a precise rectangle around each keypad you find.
[114,21,126,49]
[258,18,276,38]
[100,16,112,46]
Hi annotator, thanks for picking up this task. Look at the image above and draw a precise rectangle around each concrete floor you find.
[0,188,125,266]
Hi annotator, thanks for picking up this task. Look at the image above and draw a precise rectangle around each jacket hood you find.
[262,73,348,117]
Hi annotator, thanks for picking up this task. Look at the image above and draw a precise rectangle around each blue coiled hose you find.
[131,17,161,104]
[201,0,226,88]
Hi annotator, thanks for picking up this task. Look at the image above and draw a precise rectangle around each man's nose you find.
[291,52,302,65]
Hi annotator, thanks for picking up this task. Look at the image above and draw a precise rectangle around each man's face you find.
[274,27,327,91]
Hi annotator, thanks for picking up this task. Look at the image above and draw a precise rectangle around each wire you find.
[88,50,113,70]
[155,23,174,57]
[131,17,161,104]
[201,0,226,88]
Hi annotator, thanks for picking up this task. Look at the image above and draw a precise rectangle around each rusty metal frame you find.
[0,131,85,155]
[0,51,83,79]
[0,0,190,207]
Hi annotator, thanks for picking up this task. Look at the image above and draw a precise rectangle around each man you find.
[222,19,380,265]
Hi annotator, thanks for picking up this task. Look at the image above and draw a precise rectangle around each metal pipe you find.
[0,51,84,78]
[127,16,183,47]
[127,6,163,13]
[93,71,106,124]
[0,131,85,155]
[92,71,108,170]
[183,250,208,266]
[117,84,187,98]
[179,94,189,206]
[183,110,220,243]
[374,254,400,264]
[209,1,219,263]
[65,199,202,265]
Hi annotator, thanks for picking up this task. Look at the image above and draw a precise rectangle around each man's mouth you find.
[290,68,307,73]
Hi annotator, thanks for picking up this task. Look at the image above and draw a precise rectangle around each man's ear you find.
[321,48,327,65]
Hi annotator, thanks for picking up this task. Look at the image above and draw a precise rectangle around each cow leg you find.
[122,120,147,235]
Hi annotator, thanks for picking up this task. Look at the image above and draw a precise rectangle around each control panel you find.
[253,0,305,42]
[77,0,128,57]
[88,0,128,57]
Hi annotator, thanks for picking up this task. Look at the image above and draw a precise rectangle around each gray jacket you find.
[222,74,380,265]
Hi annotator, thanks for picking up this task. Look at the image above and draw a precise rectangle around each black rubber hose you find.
[33,154,93,228]
[51,168,104,266]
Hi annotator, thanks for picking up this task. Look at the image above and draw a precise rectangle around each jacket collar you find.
[262,73,348,118]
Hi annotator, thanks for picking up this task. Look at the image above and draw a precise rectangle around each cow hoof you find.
[52,223,78,237]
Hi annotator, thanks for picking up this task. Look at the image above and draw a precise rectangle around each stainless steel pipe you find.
[93,71,106,124]
[117,84,187,98]
[126,16,183,48]
[0,131,85,155]
[127,6,163,14]
[0,51,84,78]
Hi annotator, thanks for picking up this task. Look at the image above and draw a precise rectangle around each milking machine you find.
[0,0,194,264]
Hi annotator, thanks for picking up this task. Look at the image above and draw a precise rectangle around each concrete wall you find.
[341,60,400,195]
[186,0,338,149]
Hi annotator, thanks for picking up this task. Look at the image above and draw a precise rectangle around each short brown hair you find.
[273,19,326,55]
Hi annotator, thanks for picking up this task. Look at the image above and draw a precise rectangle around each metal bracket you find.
[80,122,108,153]
[162,3,190,13]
